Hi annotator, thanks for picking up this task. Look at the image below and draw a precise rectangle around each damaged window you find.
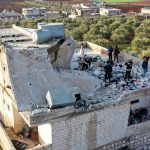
[75,94,81,101]
[128,99,150,126]
[130,100,139,104]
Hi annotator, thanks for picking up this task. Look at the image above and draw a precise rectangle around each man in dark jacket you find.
[108,46,113,61]
[125,60,132,79]
[104,61,112,83]
[142,57,148,77]
[113,46,120,63]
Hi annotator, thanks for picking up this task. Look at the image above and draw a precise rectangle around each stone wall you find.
[76,41,108,56]
[97,129,150,150]
[51,102,130,150]
[86,42,108,55]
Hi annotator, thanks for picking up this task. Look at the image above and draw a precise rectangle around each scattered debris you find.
[5,127,38,149]
[22,127,31,138]
[12,140,27,150]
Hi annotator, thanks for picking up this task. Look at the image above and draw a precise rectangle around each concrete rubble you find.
[1,26,150,150]
[63,51,150,113]
[15,44,150,116]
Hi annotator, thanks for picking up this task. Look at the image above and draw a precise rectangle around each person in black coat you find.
[125,60,132,79]
[142,57,148,77]
[104,61,112,83]
[107,46,113,61]
[113,46,120,63]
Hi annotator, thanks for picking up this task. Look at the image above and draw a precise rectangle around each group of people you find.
[108,45,120,63]
[78,44,101,71]
[78,44,149,83]
[105,46,150,83]
[104,45,121,83]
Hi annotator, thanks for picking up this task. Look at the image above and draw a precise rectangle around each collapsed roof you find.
[1,25,150,116]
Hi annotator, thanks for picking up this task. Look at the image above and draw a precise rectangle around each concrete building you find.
[22,7,60,19]
[1,25,150,149]
[141,7,150,15]
[71,9,99,17]
[71,3,100,17]
[72,3,100,12]
[100,7,121,16]
[0,9,21,20]
[0,24,76,149]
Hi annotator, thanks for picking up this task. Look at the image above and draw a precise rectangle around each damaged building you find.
[0,23,150,150]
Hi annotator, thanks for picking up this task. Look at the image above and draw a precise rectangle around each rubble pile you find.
[70,54,150,111]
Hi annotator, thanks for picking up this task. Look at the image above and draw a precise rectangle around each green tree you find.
[111,28,130,44]
[109,21,121,32]
[131,37,150,51]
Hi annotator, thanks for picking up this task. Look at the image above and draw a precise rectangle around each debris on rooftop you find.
[1,24,150,116]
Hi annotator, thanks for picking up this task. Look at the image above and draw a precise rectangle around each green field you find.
[96,0,141,3]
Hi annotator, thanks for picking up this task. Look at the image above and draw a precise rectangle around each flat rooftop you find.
[1,27,150,125]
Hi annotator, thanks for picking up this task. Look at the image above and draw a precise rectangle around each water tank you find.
[38,23,64,38]
[31,29,51,44]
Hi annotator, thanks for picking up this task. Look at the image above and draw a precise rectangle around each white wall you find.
[0,49,27,133]
[141,8,150,15]
[0,50,14,127]
[38,124,52,145]
[0,123,16,150]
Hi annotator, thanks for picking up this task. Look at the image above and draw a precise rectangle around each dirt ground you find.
[0,0,91,12]
[5,127,39,149]
[0,0,23,12]
[131,0,150,6]
[0,0,149,13]
[111,0,150,13]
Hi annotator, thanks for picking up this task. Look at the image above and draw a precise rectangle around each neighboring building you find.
[71,3,100,17]
[0,9,21,20]
[22,7,60,19]
[45,11,60,19]
[100,7,121,16]
[72,9,99,17]
[22,7,46,19]
[72,3,100,12]
[1,24,150,150]
[141,7,150,15]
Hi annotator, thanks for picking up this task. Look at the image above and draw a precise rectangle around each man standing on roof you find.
[107,46,113,61]
[104,61,112,83]
[125,59,133,79]
[142,56,149,77]
[79,43,84,60]
[113,45,120,63]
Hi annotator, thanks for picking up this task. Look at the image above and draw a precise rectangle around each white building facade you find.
[22,7,60,19]
[141,7,150,15]
[100,7,121,16]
